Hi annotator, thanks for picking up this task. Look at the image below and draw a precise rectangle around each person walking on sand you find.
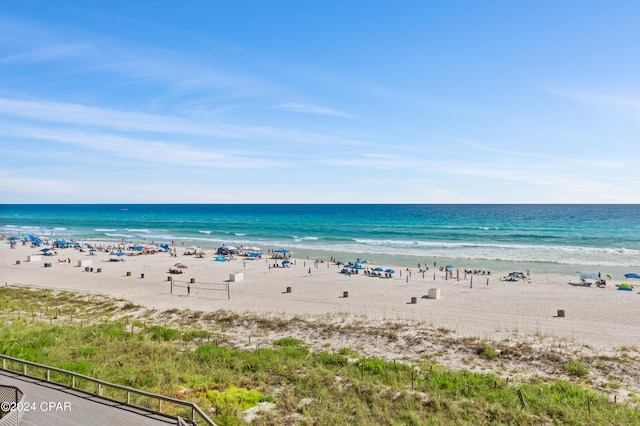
[187,285,191,296]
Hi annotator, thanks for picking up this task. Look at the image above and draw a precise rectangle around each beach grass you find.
[1,287,639,425]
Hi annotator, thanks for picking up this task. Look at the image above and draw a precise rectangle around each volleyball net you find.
[170,279,230,300]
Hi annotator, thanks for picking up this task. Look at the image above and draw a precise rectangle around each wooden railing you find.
[0,354,216,426]
[0,384,25,425]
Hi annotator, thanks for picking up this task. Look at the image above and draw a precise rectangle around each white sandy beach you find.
[1,242,638,352]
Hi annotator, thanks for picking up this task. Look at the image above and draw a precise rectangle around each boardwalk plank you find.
[1,371,176,426]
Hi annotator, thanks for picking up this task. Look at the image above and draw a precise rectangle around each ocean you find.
[1,204,639,276]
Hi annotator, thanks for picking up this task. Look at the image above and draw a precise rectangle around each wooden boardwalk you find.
[0,370,176,426]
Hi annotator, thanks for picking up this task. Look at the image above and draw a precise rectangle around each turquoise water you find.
[1,204,639,275]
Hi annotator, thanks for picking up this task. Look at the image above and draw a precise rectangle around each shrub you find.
[316,351,348,366]
[563,360,589,378]
[478,345,501,360]
[148,326,180,341]
[195,344,232,363]
[274,337,303,347]
[204,385,273,411]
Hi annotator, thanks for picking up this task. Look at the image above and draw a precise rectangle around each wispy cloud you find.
[277,102,355,118]
[0,97,366,149]
[2,123,283,169]
[459,138,625,169]
[547,88,640,120]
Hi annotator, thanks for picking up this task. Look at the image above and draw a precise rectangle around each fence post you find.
[517,389,526,409]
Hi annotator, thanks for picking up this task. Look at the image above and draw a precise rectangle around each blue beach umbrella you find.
[282,260,291,265]
[445,265,455,270]
[40,248,51,252]
[385,269,395,274]
[373,267,384,272]
[275,248,289,253]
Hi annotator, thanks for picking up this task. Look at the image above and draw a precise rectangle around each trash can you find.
[96,268,101,273]
[343,291,349,298]
[126,271,131,276]
[90,267,94,272]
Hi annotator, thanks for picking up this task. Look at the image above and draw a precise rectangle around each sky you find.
[1,1,639,203]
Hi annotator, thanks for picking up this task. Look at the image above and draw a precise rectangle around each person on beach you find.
[187,285,191,296]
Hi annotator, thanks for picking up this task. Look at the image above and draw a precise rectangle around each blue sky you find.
[1,1,639,203]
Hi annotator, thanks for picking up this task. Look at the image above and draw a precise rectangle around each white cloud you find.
[277,102,355,118]
[2,124,283,169]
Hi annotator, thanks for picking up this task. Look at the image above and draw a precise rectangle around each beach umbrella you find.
[110,251,125,256]
[624,273,640,279]
[275,248,289,253]
[385,269,395,274]
[226,245,239,251]
[445,265,454,270]
[373,267,384,272]
[352,264,363,270]
[282,260,291,265]
[174,263,188,269]
[40,247,51,252]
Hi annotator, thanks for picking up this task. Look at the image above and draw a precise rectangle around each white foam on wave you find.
[293,236,319,241]
[54,227,67,230]
[282,238,640,268]
[104,233,134,238]
[126,228,150,233]
[235,233,246,236]
[95,228,116,232]
[199,230,212,234]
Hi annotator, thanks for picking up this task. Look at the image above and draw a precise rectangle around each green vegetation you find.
[563,360,590,379]
[0,287,638,425]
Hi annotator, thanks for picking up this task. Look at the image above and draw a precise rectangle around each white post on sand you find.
[470,276,473,288]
